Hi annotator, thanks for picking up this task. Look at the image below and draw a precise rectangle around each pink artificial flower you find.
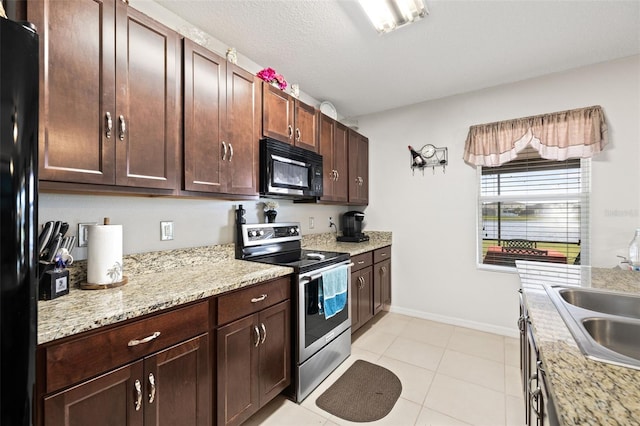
[257,67,276,82]
[257,67,287,90]
[274,73,287,90]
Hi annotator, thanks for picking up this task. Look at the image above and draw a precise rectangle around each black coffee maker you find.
[337,211,369,242]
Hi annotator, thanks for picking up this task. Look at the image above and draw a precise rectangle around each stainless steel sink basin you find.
[582,318,640,361]
[559,288,640,320]
[544,284,640,370]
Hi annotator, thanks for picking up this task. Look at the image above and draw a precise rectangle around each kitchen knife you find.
[38,221,54,256]
[41,221,62,260]
[66,235,76,253]
[48,234,62,263]
[59,222,69,238]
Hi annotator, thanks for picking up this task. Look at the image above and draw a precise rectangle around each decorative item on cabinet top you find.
[408,144,448,175]
[257,67,287,90]
[226,47,238,64]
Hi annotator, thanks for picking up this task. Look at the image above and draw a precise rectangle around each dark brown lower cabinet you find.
[43,334,210,426]
[373,246,392,315]
[217,300,291,426]
[351,246,392,333]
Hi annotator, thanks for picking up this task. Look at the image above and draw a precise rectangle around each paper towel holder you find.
[81,217,128,290]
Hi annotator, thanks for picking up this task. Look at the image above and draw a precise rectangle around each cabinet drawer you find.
[351,252,373,272]
[45,301,209,394]
[374,246,391,263]
[217,276,291,326]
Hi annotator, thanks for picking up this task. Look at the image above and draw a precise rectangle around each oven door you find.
[298,260,352,363]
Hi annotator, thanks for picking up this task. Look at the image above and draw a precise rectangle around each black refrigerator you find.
[0,17,39,426]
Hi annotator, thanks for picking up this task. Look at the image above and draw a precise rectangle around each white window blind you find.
[477,147,590,269]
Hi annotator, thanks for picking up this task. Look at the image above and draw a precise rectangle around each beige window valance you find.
[463,105,608,167]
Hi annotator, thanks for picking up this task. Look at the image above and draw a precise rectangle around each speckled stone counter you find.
[302,231,392,255]
[39,232,392,346]
[517,262,640,425]
[38,244,293,345]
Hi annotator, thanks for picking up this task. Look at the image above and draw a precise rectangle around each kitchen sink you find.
[582,318,640,361]
[559,288,640,320]
[544,284,640,370]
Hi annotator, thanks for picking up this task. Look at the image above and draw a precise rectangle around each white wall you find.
[40,194,348,260]
[358,55,640,337]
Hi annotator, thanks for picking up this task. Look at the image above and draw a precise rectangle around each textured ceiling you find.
[154,0,640,118]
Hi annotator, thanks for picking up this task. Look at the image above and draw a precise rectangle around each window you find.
[478,147,590,269]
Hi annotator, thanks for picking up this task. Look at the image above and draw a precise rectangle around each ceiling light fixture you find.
[358,0,428,34]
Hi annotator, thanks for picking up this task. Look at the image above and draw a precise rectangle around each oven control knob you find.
[249,230,257,238]
[259,230,265,236]
[289,227,296,235]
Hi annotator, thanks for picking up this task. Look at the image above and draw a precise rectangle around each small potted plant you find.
[262,200,279,223]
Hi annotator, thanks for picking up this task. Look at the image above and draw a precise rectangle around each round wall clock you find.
[421,144,436,158]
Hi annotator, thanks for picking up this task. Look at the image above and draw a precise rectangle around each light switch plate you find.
[160,221,174,241]
[77,223,97,247]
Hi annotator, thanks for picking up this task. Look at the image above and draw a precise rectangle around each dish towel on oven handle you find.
[321,265,348,319]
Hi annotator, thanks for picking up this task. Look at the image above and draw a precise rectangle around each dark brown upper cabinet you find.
[319,114,349,203]
[262,83,318,152]
[348,129,369,205]
[183,40,260,196]
[31,0,180,190]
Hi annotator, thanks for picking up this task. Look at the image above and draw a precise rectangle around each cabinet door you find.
[350,271,361,333]
[333,122,350,203]
[226,65,260,195]
[348,130,369,205]
[293,100,318,152]
[44,361,144,426]
[217,315,259,426]
[373,259,391,315]
[258,300,291,405]
[319,114,336,201]
[183,39,226,193]
[31,0,117,185]
[359,267,373,326]
[351,267,373,333]
[115,7,179,189]
[144,334,210,426]
[262,83,293,143]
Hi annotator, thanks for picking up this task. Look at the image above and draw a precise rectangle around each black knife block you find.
[38,261,70,300]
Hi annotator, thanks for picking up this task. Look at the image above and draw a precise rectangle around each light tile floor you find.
[244,312,525,426]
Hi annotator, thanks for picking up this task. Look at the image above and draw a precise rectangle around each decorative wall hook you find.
[409,144,448,175]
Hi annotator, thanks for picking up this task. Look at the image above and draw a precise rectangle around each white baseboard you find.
[387,305,520,339]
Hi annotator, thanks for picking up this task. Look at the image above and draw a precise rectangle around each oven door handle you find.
[300,262,354,285]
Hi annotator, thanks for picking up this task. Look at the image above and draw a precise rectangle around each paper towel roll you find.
[87,224,123,285]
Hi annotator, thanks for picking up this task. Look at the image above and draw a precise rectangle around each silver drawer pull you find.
[128,331,161,347]
[134,379,142,411]
[118,115,126,141]
[251,294,268,303]
[148,373,156,404]
[260,323,267,344]
[357,260,365,265]
[380,253,387,257]
[105,112,113,139]
[253,325,260,347]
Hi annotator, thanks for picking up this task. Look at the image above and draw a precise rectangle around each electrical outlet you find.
[160,221,174,241]
[329,217,336,228]
[77,223,97,247]
[309,217,315,229]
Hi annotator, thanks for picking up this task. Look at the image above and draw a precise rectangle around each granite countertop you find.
[517,262,640,425]
[302,231,392,255]
[38,232,392,345]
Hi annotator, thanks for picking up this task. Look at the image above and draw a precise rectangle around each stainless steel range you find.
[236,221,352,402]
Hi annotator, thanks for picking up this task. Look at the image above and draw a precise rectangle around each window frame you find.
[476,157,591,272]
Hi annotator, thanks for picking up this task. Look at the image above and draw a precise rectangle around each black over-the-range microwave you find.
[260,137,323,200]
